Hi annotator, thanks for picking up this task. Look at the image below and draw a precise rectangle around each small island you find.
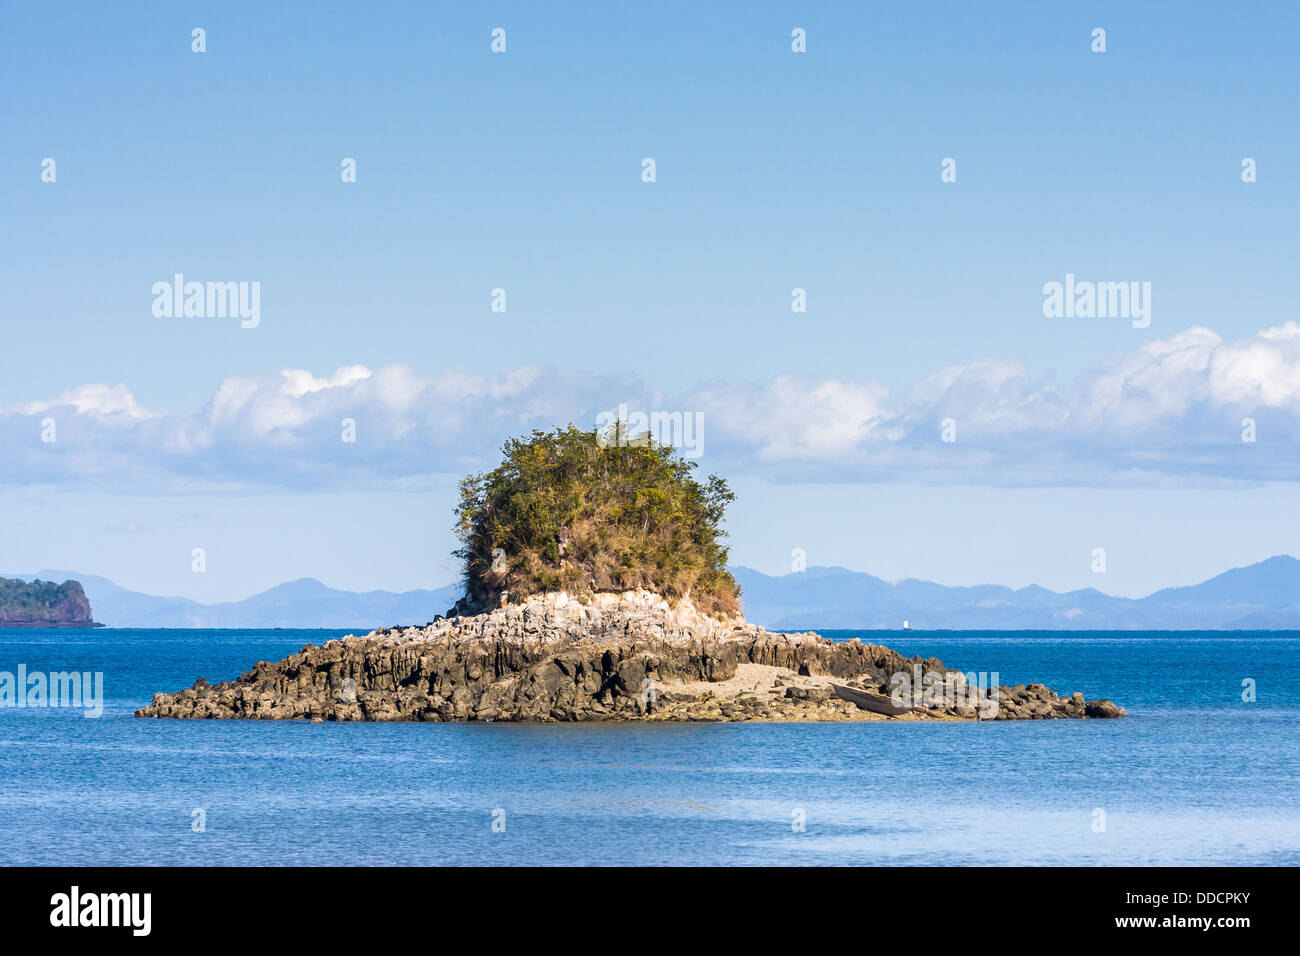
[137,425,1125,722]
[0,576,99,628]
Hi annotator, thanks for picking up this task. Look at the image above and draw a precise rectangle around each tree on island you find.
[453,423,740,617]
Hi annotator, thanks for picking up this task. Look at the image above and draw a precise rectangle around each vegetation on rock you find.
[453,423,740,617]
[0,577,96,627]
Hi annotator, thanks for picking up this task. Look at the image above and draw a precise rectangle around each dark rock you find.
[1085,699,1127,719]
[134,593,1124,723]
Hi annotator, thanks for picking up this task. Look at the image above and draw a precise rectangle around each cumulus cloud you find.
[3,324,1300,490]
[690,376,894,462]
[1,365,638,490]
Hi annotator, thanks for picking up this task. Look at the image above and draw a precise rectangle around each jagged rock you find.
[135,591,1126,723]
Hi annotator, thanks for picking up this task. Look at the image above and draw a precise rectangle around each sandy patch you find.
[666,662,824,698]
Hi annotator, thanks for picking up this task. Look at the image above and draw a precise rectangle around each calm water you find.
[1,628,1297,865]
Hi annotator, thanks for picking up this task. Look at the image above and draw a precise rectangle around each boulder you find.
[1085,699,1127,719]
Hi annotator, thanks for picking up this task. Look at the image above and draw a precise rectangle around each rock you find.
[1085,699,1127,719]
[134,591,1125,724]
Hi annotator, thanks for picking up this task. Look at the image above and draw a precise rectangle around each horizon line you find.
[5,552,1295,607]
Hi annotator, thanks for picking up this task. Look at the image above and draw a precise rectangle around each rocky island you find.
[137,424,1125,723]
[0,576,99,628]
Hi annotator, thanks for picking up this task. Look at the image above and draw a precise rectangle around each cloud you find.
[3,324,1300,490]
[692,323,1300,485]
[1,365,639,490]
[279,365,372,399]
[15,383,162,422]
[690,376,894,462]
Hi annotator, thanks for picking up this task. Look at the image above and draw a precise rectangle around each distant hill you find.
[731,555,1300,630]
[4,571,460,629]
[7,555,1300,629]
[0,576,98,627]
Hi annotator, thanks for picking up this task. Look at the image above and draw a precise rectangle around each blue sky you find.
[2,2,1299,603]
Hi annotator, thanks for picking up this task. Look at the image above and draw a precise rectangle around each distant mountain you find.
[7,556,1300,629]
[731,555,1300,630]
[4,571,461,629]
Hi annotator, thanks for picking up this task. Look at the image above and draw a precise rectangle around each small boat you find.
[830,683,914,716]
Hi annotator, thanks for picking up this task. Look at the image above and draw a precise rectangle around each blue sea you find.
[1,628,1297,866]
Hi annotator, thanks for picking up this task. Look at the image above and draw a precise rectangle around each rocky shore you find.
[135,591,1126,723]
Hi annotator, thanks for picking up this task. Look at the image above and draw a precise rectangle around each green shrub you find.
[454,423,740,617]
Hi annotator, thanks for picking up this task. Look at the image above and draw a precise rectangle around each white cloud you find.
[280,365,372,398]
[3,324,1300,489]
[690,376,893,462]
[13,383,161,422]
[1208,321,1300,407]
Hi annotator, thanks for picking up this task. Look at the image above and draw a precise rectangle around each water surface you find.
[1,628,1295,865]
